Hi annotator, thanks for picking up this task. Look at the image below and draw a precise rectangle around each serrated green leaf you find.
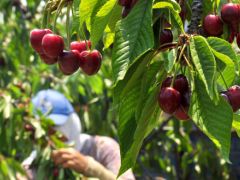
[112,0,154,84]
[190,74,233,161]
[190,36,217,100]
[233,114,240,137]
[90,0,117,48]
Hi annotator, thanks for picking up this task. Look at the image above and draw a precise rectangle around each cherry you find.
[203,14,223,37]
[70,40,91,53]
[80,50,102,75]
[161,74,189,94]
[39,53,58,65]
[158,87,181,114]
[30,29,52,53]
[58,50,81,75]
[160,29,173,45]
[118,0,132,7]
[42,34,64,58]
[122,6,132,18]
[225,85,240,112]
[221,3,239,33]
[174,105,190,120]
[237,33,240,48]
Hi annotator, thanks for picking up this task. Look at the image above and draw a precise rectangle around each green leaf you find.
[72,0,80,33]
[233,114,240,137]
[190,74,233,161]
[118,86,160,176]
[79,0,100,29]
[90,0,117,48]
[190,36,217,100]
[153,1,184,32]
[210,49,235,88]
[135,61,165,120]
[207,37,237,87]
[113,50,154,105]
[153,1,181,12]
[112,0,154,84]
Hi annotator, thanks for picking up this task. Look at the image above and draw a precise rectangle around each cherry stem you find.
[170,44,187,87]
[183,54,193,70]
[217,67,228,89]
[214,0,217,14]
[53,0,65,33]
[66,2,71,50]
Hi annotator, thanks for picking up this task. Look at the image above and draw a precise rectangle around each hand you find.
[51,148,88,174]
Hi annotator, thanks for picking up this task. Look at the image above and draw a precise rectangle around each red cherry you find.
[42,34,64,58]
[161,75,189,94]
[174,105,190,120]
[80,50,102,75]
[226,85,240,112]
[30,29,52,53]
[58,50,81,75]
[160,29,173,45]
[122,6,132,18]
[221,3,239,33]
[70,40,91,53]
[39,53,58,65]
[237,33,240,48]
[118,0,132,7]
[203,14,223,37]
[158,87,181,114]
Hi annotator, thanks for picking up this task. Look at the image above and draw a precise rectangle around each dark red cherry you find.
[39,53,58,65]
[118,0,132,7]
[122,6,132,18]
[161,74,189,94]
[158,87,181,114]
[70,40,91,53]
[174,105,190,120]
[58,50,81,75]
[30,29,52,53]
[80,50,102,75]
[53,168,59,177]
[42,34,64,58]
[160,29,173,45]
[203,14,223,36]
[225,85,240,112]
[221,3,239,33]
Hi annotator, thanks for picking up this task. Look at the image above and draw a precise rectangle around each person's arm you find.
[51,148,117,180]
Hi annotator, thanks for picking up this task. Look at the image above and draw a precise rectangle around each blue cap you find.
[32,89,74,125]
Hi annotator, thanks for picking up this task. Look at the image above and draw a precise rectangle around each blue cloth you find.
[32,89,74,125]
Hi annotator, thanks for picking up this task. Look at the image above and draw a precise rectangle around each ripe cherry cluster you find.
[158,75,190,121]
[118,0,138,18]
[30,29,102,76]
[203,3,240,46]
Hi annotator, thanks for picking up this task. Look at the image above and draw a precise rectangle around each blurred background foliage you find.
[0,0,239,179]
